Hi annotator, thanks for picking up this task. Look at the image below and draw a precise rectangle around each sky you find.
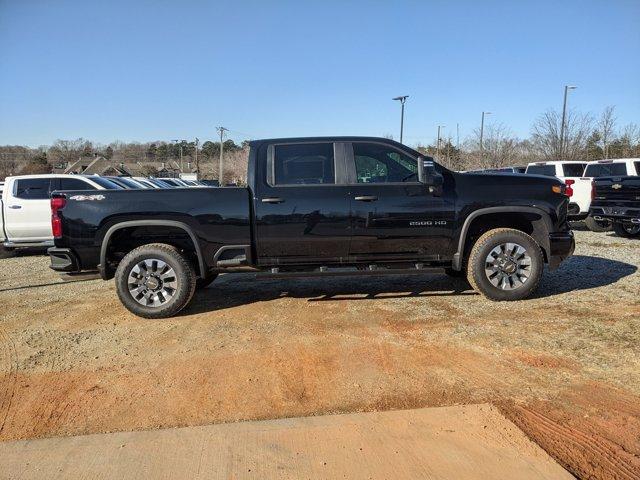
[1,0,639,148]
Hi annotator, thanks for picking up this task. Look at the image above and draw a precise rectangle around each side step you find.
[257,264,445,279]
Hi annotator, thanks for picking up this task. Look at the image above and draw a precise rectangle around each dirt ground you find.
[1,228,639,480]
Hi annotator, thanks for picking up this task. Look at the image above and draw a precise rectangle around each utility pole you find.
[456,123,460,150]
[392,96,409,143]
[479,111,491,154]
[560,85,577,159]
[216,127,228,186]
[194,137,199,178]
[436,125,445,157]
[171,139,179,175]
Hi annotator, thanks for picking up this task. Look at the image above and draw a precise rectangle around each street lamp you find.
[393,96,409,143]
[479,111,492,153]
[560,85,577,159]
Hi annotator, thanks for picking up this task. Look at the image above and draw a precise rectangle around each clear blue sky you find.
[1,0,639,148]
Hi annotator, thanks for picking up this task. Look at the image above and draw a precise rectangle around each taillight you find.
[591,181,596,201]
[564,179,574,197]
[51,196,66,238]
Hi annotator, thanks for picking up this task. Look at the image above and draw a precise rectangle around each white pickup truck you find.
[1,174,122,250]
[525,159,640,230]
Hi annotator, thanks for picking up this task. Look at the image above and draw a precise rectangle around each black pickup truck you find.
[48,137,574,318]
[590,176,640,238]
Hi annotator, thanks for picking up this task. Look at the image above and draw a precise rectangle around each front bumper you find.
[47,247,80,272]
[548,231,575,270]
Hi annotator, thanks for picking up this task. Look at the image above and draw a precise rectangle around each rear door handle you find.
[354,195,378,202]
[261,197,285,204]
[8,205,22,209]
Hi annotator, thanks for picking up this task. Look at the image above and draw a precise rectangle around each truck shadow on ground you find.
[184,254,636,315]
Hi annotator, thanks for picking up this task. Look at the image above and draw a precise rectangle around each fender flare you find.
[99,220,206,279]
[451,206,553,270]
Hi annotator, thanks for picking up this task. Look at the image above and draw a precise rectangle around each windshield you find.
[525,165,556,176]
[584,162,627,177]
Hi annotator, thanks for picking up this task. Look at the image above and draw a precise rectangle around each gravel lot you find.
[1,227,639,479]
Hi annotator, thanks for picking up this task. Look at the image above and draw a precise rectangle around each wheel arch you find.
[452,207,553,271]
[99,220,206,279]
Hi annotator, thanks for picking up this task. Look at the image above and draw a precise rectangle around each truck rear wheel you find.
[467,228,543,301]
[612,222,640,238]
[115,243,197,319]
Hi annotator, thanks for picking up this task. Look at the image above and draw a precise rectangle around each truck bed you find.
[54,187,253,271]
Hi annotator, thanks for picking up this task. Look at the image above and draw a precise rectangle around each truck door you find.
[4,177,54,242]
[346,142,455,261]
[253,142,352,264]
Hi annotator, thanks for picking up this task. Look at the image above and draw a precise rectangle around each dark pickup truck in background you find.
[590,176,640,238]
[48,137,575,318]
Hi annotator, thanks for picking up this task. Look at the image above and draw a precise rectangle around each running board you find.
[257,265,445,279]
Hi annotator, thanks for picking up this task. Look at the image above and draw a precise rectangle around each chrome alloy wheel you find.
[484,242,532,290]
[127,259,178,307]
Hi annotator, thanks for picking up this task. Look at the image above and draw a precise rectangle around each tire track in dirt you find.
[0,328,18,434]
[503,404,640,480]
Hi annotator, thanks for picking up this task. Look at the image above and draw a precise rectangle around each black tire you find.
[196,273,218,289]
[467,228,544,301]
[584,216,612,232]
[115,243,197,319]
[612,222,640,239]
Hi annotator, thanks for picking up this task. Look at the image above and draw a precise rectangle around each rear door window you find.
[561,163,586,177]
[272,143,335,185]
[525,165,556,176]
[634,161,640,175]
[14,178,52,199]
[584,163,628,177]
[59,178,96,190]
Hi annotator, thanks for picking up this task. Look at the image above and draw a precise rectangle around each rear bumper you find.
[548,231,575,270]
[590,206,640,224]
[48,247,80,272]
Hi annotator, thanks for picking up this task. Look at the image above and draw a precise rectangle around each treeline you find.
[1,105,639,180]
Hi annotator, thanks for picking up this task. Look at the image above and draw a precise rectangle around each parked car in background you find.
[467,166,526,174]
[525,161,590,222]
[590,176,640,238]
[199,179,220,187]
[1,174,122,249]
[158,178,190,187]
[104,176,149,189]
[49,136,574,318]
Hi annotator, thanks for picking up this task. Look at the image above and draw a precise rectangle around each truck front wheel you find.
[115,243,197,319]
[467,228,543,301]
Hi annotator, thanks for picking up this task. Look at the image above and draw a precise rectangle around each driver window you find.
[353,143,417,183]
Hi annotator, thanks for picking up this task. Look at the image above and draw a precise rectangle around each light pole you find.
[560,85,577,159]
[479,111,492,153]
[436,125,445,156]
[393,96,409,143]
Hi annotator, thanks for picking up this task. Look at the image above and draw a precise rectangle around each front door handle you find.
[354,195,378,202]
[261,197,285,204]
[8,205,22,209]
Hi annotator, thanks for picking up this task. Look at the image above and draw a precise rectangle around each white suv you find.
[525,161,590,219]
[1,174,122,249]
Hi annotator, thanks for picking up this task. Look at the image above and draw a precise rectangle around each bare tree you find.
[531,109,593,160]
[598,106,617,159]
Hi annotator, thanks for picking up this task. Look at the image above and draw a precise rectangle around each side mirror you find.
[417,157,444,187]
